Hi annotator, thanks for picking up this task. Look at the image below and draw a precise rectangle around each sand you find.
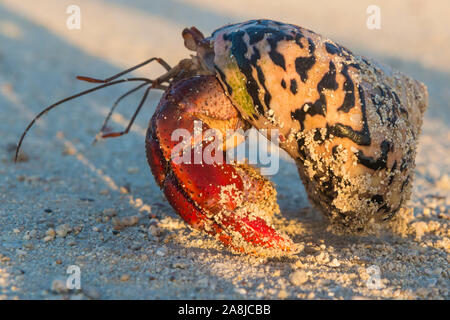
[0,0,448,299]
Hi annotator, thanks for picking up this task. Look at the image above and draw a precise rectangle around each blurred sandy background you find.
[0,0,448,299]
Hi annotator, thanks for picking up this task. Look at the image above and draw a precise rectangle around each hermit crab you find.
[16,20,428,254]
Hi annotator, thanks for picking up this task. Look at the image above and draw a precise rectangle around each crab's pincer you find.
[146,75,293,253]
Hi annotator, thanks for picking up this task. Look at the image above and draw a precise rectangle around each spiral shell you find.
[198,19,428,230]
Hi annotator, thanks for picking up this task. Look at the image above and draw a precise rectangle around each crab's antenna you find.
[14,77,153,162]
[77,57,171,84]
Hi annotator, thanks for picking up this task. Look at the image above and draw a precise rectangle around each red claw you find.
[145,75,293,254]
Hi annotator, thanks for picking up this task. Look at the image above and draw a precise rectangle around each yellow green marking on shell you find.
[217,59,257,119]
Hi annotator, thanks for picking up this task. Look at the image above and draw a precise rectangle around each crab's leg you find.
[146,75,292,253]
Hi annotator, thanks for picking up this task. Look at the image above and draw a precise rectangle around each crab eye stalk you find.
[182,26,205,51]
